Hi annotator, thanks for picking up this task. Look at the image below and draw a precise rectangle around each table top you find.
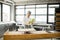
[4,31,60,39]
[4,31,60,35]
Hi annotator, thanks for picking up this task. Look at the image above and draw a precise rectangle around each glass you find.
[16,6,24,8]
[26,9,35,14]
[49,4,59,8]
[16,9,24,14]
[30,16,35,18]
[16,16,24,24]
[48,8,55,23]
[36,16,47,22]
[3,4,10,22]
[26,5,35,8]
[36,5,47,7]
[48,8,55,14]
[48,16,55,22]
[36,8,47,14]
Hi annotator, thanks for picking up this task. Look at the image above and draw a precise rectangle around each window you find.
[16,6,24,8]
[16,9,24,14]
[36,16,47,22]
[36,5,47,23]
[48,8,55,23]
[16,6,24,23]
[36,8,47,14]
[26,5,35,18]
[16,16,24,24]
[16,5,47,24]
[16,6,24,15]
[49,5,59,8]
[2,4,10,22]
[48,4,59,23]
[26,5,35,8]
[16,4,60,24]
[36,5,47,8]
[26,8,35,18]
[48,16,55,22]
[26,9,35,14]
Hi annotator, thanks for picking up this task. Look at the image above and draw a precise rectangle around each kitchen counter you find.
[4,31,60,40]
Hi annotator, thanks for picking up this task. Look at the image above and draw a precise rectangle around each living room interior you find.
[0,0,60,40]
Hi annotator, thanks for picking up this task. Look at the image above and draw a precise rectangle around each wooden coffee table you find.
[4,31,60,40]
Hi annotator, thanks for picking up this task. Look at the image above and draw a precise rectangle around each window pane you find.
[49,4,59,8]
[36,5,47,7]
[16,16,24,24]
[36,8,47,14]
[36,16,47,22]
[3,4,10,22]
[48,16,55,22]
[26,5,35,8]
[26,9,35,14]
[30,16,35,18]
[48,8,55,14]
[16,9,24,14]
[16,6,24,8]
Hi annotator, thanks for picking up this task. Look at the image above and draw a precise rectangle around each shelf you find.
[56,22,60,25]
[56,17,60,21]
[56,14,60,16]
[55,8,60,31]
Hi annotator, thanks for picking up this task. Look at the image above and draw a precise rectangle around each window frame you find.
[0,5,1,22]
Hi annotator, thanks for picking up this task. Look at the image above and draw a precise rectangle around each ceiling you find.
[13,0,33,2]
[11,0,60,5]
